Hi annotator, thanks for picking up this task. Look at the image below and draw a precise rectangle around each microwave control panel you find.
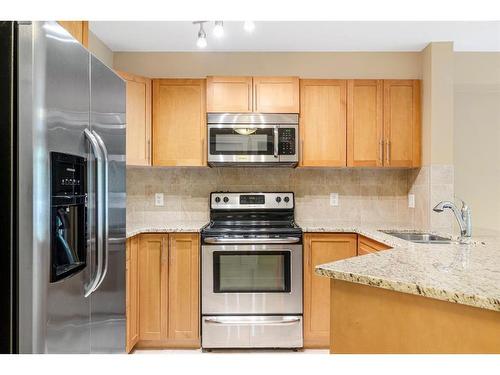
[278,128,296,155]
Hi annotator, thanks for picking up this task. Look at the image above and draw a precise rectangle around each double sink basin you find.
[380,230,457,244]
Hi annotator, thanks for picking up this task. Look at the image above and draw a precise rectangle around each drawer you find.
[202,315,303,349]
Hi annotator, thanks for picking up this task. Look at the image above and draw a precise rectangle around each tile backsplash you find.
[127,167,420,230]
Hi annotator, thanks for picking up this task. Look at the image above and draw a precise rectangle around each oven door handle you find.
[203,236,301,244]
[204,317,301,325]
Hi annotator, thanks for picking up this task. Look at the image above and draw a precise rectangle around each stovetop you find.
[202,192,302,240]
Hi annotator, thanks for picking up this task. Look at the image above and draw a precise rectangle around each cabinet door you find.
[207,76,252,112]
[138,234,168,341]
[152,79,206,166]
[118,71,151,166]
[304,233,357,348]
[300,80,347,167]
[253,76,299,113]
[383,80,421,167]
[57,21,89,47]
[168,234,200,347]
[126,237,139,352]
[347,80,384,167]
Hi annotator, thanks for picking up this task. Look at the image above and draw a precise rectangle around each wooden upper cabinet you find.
[206,76,252,112]
[152,79,206,166]
[167,234,200,347]
[57,21,89,47]
[357,235,391,256]
[126,237,139,352]
[383,80,421,168]
[138,234,168,341]
[347,80,384,167]
[300,80,347,167]
[118,71,152,166]
[253,76,299,113]
[304,233,357,348]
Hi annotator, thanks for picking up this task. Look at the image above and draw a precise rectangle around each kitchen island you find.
[314,227,500,354]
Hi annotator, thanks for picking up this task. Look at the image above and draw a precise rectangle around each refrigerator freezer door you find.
[17,21,92,353]
[89,55,126,353]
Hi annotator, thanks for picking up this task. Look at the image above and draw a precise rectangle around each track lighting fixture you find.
[193,21,256,48]
[213,21,224,38]
[193,21,207,48]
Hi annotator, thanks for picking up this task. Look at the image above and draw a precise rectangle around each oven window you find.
[209,127,274,155]
[213,251,291,293]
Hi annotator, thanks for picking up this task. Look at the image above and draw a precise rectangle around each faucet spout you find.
[433,200,472,238]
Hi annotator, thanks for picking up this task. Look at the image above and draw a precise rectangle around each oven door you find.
[208,124,279,164]
[202,244,303,315]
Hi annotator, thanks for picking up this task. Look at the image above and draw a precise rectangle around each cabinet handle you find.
[379,139,383,164]
[202,137,206,166]
[254,84,258,112]
[386,140,390,165]
[147,139,151,165]
[162,238,168,263]
[300,139,304,165]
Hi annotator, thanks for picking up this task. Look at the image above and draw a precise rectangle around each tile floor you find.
[134,349,329,355]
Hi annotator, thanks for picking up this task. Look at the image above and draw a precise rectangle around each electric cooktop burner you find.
[201,192,302,241]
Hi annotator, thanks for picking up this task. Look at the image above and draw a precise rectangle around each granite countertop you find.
[126,219,500,312]
[308,221,500,312]
[126,221,208,238]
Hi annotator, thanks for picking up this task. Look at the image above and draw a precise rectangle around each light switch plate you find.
[155,193,164,207]
[330,193,339,207]
[408,194,415,208]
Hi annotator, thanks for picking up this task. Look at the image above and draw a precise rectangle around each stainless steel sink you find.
[380,230,456,244]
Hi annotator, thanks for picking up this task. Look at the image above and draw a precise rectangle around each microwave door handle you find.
[83,129,104,297]
[91,130,109,292]
[273,126,279,158]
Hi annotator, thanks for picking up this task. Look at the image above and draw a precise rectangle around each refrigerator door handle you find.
[84,129,105,297]
[92,130,109,292]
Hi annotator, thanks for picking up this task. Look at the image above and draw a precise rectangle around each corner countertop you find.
[307,221,500,312]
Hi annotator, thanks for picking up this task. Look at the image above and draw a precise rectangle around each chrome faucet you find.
[433,199,472,238]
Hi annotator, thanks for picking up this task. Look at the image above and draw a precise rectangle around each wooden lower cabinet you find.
[303,233,357,348]
[167,234,200,347]
[131,233,200,350]
[357,235,391,255]
[126,237,140,352]
[330,280,500,353]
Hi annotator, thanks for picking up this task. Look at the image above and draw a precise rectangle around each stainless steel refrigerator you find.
[0,21,126,353]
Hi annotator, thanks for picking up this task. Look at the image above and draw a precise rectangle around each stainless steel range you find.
[201,192,303,349]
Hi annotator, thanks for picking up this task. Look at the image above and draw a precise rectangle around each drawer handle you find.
[204,317,300,325]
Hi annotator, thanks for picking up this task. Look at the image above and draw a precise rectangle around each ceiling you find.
[89,21,500,52]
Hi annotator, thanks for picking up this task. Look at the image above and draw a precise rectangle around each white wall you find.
[454,52,500,232]
[88,31,114,68]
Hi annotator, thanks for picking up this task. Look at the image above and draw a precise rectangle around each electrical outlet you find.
[330,193,339,207]
[408,194,415,208]
[155,193,164,207]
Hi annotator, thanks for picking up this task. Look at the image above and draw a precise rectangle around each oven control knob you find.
[215,197,221,203]
[276,196,282,203]
[284,196,290,203]
[223,196,229,203]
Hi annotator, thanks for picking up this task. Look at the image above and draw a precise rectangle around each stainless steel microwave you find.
[207,113,299,167]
